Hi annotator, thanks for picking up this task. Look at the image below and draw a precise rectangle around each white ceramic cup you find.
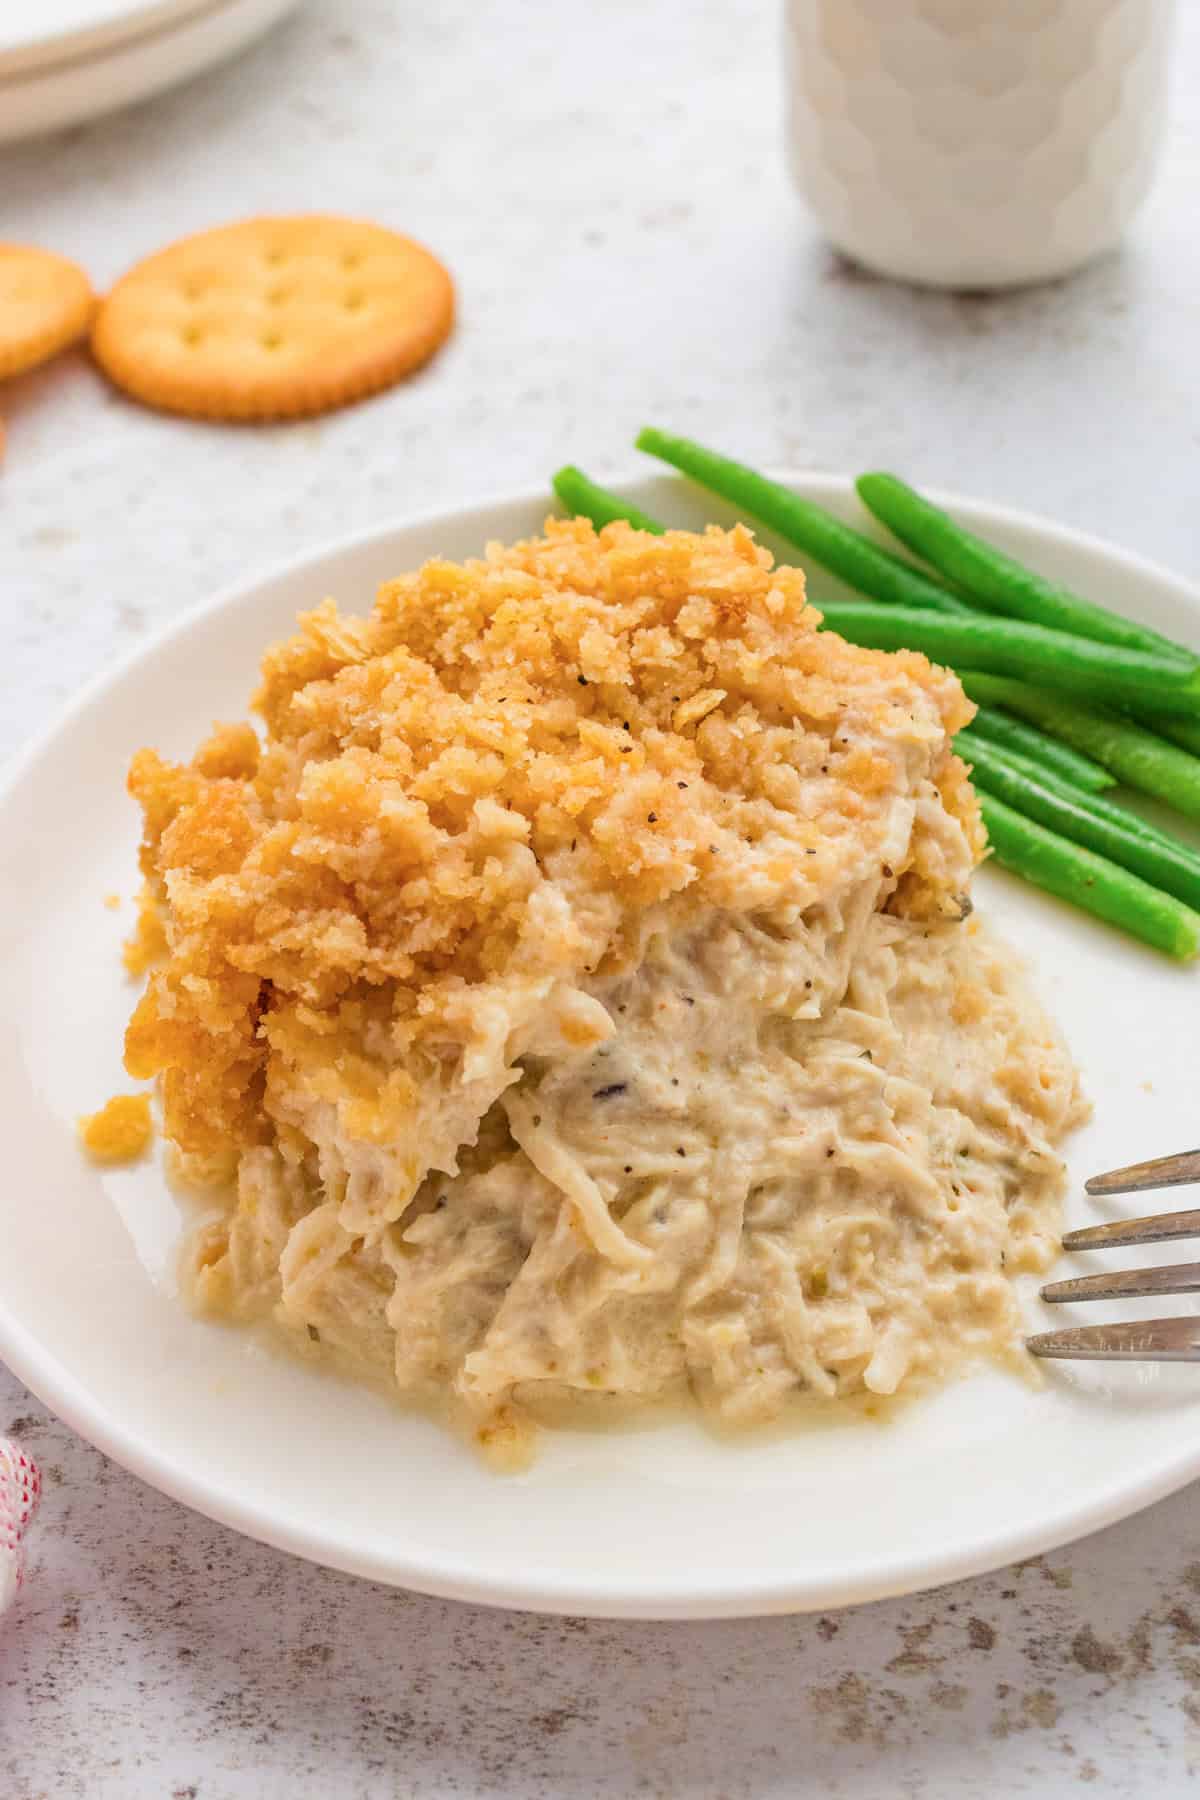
[784,0,1176,289]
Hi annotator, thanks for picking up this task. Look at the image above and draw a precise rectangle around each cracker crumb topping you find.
[124,520,979,1162]
[79,1093,153,1164]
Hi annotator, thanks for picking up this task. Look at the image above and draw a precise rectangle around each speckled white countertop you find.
[3,3,1200,1794]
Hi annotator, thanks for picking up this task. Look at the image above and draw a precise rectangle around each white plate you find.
[2,473,1199,1620]
[0,0,212,75]
[0,0,300,144]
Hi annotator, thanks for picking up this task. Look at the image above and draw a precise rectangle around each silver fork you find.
[1026,1149,1200,1362]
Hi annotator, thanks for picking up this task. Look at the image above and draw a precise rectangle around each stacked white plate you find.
[0,0,301,144]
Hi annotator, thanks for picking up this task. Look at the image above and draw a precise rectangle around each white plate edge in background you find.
[0,0,300,143]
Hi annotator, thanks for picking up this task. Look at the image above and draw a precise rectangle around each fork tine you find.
[1085,1149,1200,1198]
[1027,1317,1200,1361]
[1061,1208,1200,1252]
[1041,1261,1200,1304]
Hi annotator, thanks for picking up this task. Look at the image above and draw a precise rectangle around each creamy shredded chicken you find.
[122,520,1085,1458]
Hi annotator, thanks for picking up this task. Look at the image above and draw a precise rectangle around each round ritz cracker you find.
[0,244,95,380]
[91,215,455,422]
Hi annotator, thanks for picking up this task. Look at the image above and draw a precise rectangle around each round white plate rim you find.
[0,0,299,144]
[2,471,1199,1620]
[0,0,218,76]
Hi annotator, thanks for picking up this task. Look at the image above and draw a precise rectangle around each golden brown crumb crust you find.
[79,1093,153,1164]
[124,520,980,1160]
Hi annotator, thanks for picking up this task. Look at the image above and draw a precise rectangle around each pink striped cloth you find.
[0,1439,40,1615]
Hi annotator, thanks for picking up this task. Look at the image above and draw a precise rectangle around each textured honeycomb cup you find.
[785,0,1175,289]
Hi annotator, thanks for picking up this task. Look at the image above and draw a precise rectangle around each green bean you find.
[966,706,1114,794]
[551,465,665,534]
[1154,715,1200,758]
[964,733,1200,871]
[959,673,1200,824]
[956,730,1110,801]
[634,427,970,614]
[857,472,1198,666]
[960,732,1200,913]
[978,793,1200,961]
[957,731,1063,788]
[816,602,1200,717]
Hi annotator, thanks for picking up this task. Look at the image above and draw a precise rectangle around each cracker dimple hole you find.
[181,324,204,347]
[260,331,283,350]
[344,290,365,312]
[341,250,362,271]
[265,248,287,268]
[266,286,288,306]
